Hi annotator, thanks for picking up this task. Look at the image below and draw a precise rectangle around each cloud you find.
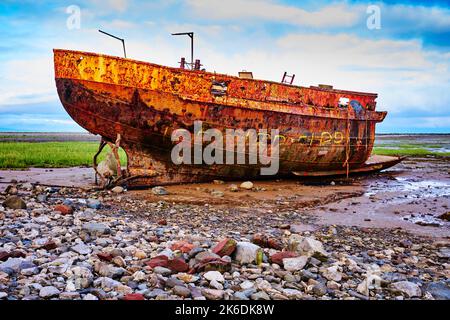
[102,19,137,30]
[1,0,450,132]
[185,0,361,28]
[0,56,55,106]
[0,113,84,132]
[382,3,450,32]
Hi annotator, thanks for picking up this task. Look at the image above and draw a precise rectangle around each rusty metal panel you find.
[54,49,389,187]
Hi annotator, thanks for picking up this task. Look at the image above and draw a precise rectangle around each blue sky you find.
[0,0,449,133]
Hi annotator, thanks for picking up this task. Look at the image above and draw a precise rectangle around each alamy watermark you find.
[366,5,381,30]
[66,5,81,30]
[171,121,280,176]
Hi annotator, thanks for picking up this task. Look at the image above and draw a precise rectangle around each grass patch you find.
[372,147,450,157]
[0,142,127,169]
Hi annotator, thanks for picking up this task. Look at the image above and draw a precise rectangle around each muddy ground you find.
[1,156,449,300]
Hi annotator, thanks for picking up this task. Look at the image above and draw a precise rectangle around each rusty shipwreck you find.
[53,49,402,187]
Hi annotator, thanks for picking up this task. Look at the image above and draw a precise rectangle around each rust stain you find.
[53,49,391,187]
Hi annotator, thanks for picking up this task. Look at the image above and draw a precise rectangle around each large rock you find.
[288,235,329,261]
[282,256,308,272]
[234,242,263,265]
[3,196,27,209]
[212,238,237,257]
[390,281,422,298]
[97,152,117,178]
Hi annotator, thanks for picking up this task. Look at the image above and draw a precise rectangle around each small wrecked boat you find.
[53,49,403,187]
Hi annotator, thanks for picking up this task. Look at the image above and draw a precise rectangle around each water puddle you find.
[402,213,446,228]
[365,178,450,199]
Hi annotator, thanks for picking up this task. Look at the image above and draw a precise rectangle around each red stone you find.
[167,257,189,272]
[97,252,113,262]
[10,250,26,258]
[158,219,167,225]
[270,251,298,265]
[123,293,145,300]
[146,255,169,268]
[41,241,57,250]
[252,233,282,250]
[212,238,237,257]
[54,204,73,215]
[194,256,231,273]
[170,241,194,253]
[0,251,11,262]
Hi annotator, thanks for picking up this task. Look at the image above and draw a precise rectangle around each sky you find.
[0,0,449,133]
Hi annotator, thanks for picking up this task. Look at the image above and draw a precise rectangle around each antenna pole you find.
[171,32,194,66]
[99,29,127,58]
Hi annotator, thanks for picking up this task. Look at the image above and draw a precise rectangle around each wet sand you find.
[1,157,449,239]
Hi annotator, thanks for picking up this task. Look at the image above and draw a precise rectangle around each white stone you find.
[240,181,254,190]
[240,280,254,290]
[83,293,99,300]
[210,279,224,290]
[289,235,329,260]
[111,186,124,193]
[282,256,308,272]
[234,242,263,265]
[204,271,224,283]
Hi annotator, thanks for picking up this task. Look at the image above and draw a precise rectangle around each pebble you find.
[204,271,225,283]
[390,281,422,298]
[173,285,191,298]
[0,182,446,301]
[111,186,124,193]
[3,196,27,209]
[39,286,60,298]
[240,181,254,190]
[152,186,169,195]
[202,288,224,300]
[71,243,92,255]
[282,256,308,272]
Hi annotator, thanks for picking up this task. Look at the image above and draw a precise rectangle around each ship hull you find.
[54,49,389,187]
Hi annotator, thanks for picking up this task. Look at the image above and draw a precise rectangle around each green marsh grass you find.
[0,142,127,169]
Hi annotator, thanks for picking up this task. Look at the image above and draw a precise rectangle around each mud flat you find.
[1,157,448,238]
[0,155,449,300]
